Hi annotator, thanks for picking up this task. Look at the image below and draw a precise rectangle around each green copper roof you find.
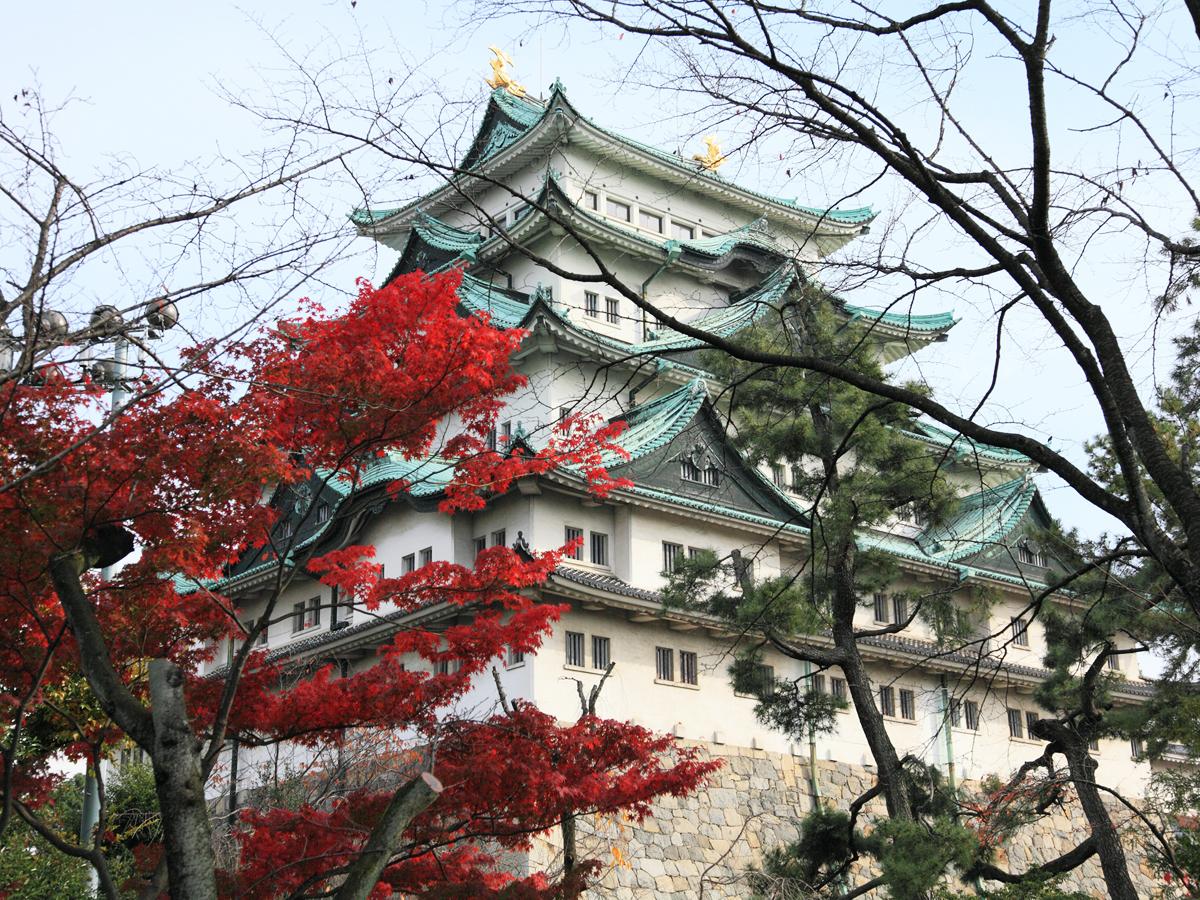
[491,87,547,128]
[606,378,709,464]
[676,217,786,257]
[632,265,798,354]
[902,421,1032,465]
[842,303,958,333]
[412,214,485,255]
[353,83,875,233]
[915,477,1036,562]
[626,483,809,534]
[456,272,531,328]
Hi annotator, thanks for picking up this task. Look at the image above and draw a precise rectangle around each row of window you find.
[583,291,621,324]
[873,593,911,626]
[564,526,609,566]
[581,189,720,243]
[473,531,506,558]
[661,542,711,575]
[680,458,721,486]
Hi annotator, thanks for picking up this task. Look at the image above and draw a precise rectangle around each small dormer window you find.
[681,458,701,482]
[1016,539,1046,567]
[316,502,331,523]
[702,466,720,486]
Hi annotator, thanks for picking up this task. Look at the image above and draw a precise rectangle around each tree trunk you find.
[1061,741,1138,900]
[147,660,219,900]
[836,647,912,820]
[332,772,441,900]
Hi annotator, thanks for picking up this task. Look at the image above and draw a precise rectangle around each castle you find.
[201,68,1165,896]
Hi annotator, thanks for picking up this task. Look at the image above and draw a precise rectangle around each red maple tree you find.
[0,269,717,898]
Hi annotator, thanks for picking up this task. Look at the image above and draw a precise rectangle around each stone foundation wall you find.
[531,740,1164,898]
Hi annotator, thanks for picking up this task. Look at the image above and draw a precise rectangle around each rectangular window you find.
[585,291,599,318]
[590,532,609,567]
[306,596,320,628]
[879,686,896,718]
[592,635,611,670]
[1026,711,1040,740]
[687,546,707,560]
[332,586,352,627]
[812,673,827,695]
[559,406,571,422]
[507,645,525,667]
[419,546,433,567]
[402,553,416,574]
[680,650,698,685]
[662,541,684,575]
[317,502,331,523]
[832,677,848,702]
[486,427,497,451]
[874,593,890,624]
[472,536,487,559]
[1106,653,1121,671]
[1131,737,1144,760]
[1012,617,1029,646]
[790,465,803,492]
[583,190,598,210]
[702,466,720,486]
[565,631,585,667]
[655,646,675,681]
[671,221,694,240]
[436,657,461,676]
[899,689,916,720]
[491,529,506,548]
[1007,708,1024,739]
[606,197,631,221]
[772,464,786,488]
[501,420,512,444]
[949,699,962,728]
[605,296,619,323]
[755,664,775,694]
[892,596,909,625]
[964,700,980,731]
[681,458,701,481]
[639,209,663,233]
[565,526,584,561]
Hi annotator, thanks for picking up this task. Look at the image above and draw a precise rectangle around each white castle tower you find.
[204,67,1160,896]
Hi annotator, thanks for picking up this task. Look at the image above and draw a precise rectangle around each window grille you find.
[565,631,585,667]
[592,635,611,670]
[964,700,980,731]
[873,593,890,623]
[879,686,896,717]
[590,532,609,567]
[899,689,916,720]
[680,650,698,685]
[680,458,701,481]
[1007,708,1024,739]
[585,291,599,318]
[402,553,416,574]
[419,547,433,567]
[565,526,584,560]
[1026,711,1040,739]
[662,542,684,575]
[605,296,619,323]
[655,646,675,681]
[1011,617,1030,646]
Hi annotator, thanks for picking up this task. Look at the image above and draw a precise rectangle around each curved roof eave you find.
[350,83,876,240]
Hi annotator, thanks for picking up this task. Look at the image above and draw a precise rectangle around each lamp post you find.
[74,298,179,887]
[0,300,179,891]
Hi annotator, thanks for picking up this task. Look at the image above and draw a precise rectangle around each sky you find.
[3,1,1196,542]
